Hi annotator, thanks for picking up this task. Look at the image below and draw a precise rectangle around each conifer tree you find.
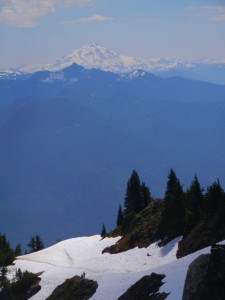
[0,233,15,266]
[117,204,125,227]
[35,235,44,251]
[28,235,44,253]
[16,268,22,280]
[124,170,143,217]
[160,169,186,239]
[205,180,225,217]
[0,266,9,289]
[28,237,36,253]
[15,244,22,257]
[186,175,204,230]
[101,224,107,238]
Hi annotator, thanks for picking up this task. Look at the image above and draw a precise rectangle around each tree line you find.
[102,169,225,242]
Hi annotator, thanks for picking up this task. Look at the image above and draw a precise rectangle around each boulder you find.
[46,275,98,300]
[182,244,225,300]
[118,272,169,300]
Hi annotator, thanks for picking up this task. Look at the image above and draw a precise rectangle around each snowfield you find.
[8,235,216,299]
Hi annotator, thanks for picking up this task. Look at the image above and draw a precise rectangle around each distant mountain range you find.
[0,63,225,248]
[1,43,225,84]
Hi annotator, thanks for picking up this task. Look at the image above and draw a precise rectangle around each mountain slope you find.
[8,235,224,299]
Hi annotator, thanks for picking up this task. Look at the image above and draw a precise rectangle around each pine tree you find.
[35,235,44,251]
[160,169,186,239]
[0,233,15,266]
[186,175,204,230]
[28,237,36,253]
[15,244,22,257]
[101,224,107,238]
[16,268,22,280]
[205,180,225,217]
[0,266,9,289]
[124,170,143,217]
[117,204,125,227]
[28,235,44,253]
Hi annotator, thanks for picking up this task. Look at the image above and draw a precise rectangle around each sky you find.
[0,0,225,69]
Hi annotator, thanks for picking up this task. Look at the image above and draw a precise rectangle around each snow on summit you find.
[8,235,216,299]
[42,43,182,73]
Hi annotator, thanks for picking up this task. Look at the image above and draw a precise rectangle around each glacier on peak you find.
[2,43,225,84]
[37,43,183,73]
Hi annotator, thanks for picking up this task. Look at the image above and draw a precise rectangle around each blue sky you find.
[0,0,225,69]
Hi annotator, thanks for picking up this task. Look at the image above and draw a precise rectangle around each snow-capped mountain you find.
[7,43,224,84]
[0,69,29,80]
[43,43,184,73]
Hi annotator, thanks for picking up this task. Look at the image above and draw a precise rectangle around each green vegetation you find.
[159,169,186,243]
[27,235,44,253]
[0,233,43,299]
[0,268,41,300]
[124,170,152,218]
[101,224,107,238]
[117,204,125,227]
[105,169,225,256]
[0,233,15,267]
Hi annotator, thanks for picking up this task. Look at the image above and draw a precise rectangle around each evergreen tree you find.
[124,170,143,217]
[185,175,204,230]
[28,237,36,253]
[116,204,125,227]
[16,268,22,281]
[160,169,186,239]
[0,266,9,289]
[35,235,44,251]
[101,224,107,238]
[15,244,22,257]
[205,180,225,217]
[0,233,15,266]
[28,235,44,253]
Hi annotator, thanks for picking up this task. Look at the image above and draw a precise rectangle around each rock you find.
[118,272,169,300]
[46,275,98,300]
[182,244,225,300]
[182,254,210,300]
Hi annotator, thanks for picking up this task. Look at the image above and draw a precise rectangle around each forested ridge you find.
[104,169,225,257]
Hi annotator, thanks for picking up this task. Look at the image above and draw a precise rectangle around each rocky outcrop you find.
[103,200,163,254]
[177,206,225,258]
[46,276,98,300]
[182,244,225,300]
[118,273,169,300]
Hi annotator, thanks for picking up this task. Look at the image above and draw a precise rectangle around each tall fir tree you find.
[160,169,186,239]
[0,266,9,289]
[0,233,15,266]
[15,244,22,257]
[28,237,36,253]
[205,180,225,217]
[185,175,204,231]
[28,235,44,253]
[124,170,143,217]
[35,235,44,251]
[101,224,107,238]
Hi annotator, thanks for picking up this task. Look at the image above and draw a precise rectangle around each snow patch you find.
[8,235,220,300]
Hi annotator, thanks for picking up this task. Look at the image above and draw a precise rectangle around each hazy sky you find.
[0,0,225,69]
